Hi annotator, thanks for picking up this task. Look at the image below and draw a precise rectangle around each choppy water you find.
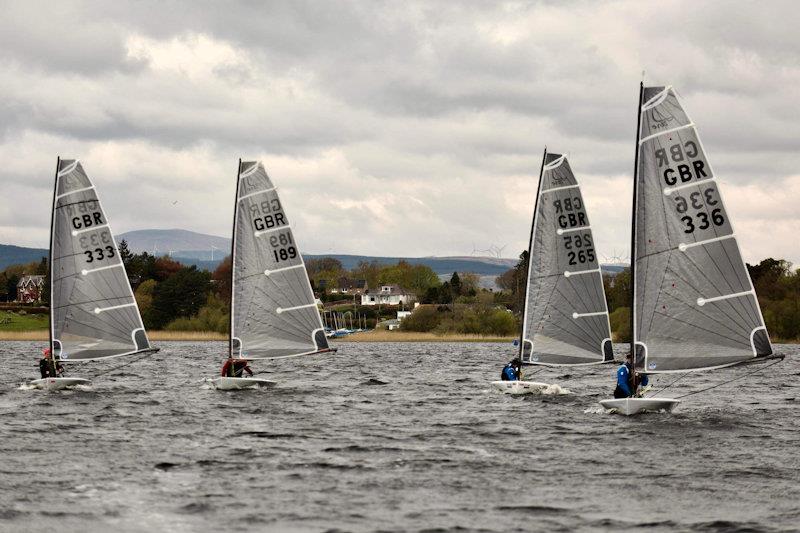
[0,341,798,532]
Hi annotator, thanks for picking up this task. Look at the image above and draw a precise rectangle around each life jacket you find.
[222,359,249,377]
[501,364,518,381]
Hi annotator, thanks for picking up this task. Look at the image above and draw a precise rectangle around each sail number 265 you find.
[270,232,297,263]
[563,234,595,265]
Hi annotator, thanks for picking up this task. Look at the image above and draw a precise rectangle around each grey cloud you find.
[1,1,798,264]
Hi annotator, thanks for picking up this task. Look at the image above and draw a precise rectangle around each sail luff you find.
[633,85,773,373]
[518,147,548,359]
[228,159,242,358]
[631,82,644,368]
[48,156,60,354]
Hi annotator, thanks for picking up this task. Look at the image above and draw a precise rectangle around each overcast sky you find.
[1,1,798,265]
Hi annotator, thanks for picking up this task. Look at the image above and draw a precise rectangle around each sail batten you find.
[632,86,773,373]
[520,151,614,366]
[50,159,153,361]
[230,161,329,360]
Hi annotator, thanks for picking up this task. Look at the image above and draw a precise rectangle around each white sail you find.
[632,86,773,373]
[230,161,329,359]
[520,151,613,366]
[50,159,153,361]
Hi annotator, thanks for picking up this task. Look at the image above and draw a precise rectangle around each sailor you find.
[39,348,63,379]
[220,357,254,378]
[614,353,648,398]
[500,357,522,381]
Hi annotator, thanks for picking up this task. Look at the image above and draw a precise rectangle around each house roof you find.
[336,278,368,290]
[366,284,414,297]
[17,275,45,287]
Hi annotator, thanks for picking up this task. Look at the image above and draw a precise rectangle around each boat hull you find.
[491,380,551,395]
[599,397,680,415]
[211,377,277,390]
[29,377,91,390]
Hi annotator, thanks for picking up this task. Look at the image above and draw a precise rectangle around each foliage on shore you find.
[4,244,800,343]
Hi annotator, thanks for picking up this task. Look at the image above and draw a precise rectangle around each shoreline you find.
[0,329,514,343]
[3,329,797,344]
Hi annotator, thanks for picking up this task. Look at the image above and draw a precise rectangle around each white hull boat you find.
[599,397,680,416]
[29,377,91,390]
[491,380,552,395]
[211,377,277,390]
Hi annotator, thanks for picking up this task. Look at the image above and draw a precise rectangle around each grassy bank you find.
[0,329,513,342]
[3,327,796,344]
[332,330,515,342]
[0,330,227,341]
[0,311,49,331]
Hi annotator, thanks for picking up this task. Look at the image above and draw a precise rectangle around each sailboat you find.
[493,150,614,395]
[211,160,335,390]
[31,158,158,390]
[599,84,783,415]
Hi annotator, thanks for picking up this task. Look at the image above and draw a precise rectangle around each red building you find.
[17,275,45,303]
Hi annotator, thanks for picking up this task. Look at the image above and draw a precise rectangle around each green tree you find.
[609,307,631,343]
[6,274,20,302]
[351,260,383,289]
[118,239,132,264]
[134,279,158,325]
[401,306,441,332]
[35,256,48,275]
[496,250,529,313]
[0,273,8,301]
[449,272,462,297]
[212,256,232,302]
[604,268,631,312]
[147,267,211,329]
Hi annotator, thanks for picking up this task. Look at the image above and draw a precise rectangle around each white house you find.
[360,285,415,307]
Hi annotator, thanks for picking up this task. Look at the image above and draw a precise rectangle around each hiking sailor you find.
[39,348,63,379]
[500,357,522,381]
[220,357,254,378]
[614,353,648,398]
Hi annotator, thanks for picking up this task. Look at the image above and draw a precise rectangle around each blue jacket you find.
[502,364,518,381]
[617,363,648,396]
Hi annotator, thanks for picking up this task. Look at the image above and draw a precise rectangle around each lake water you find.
[0,341,798,532]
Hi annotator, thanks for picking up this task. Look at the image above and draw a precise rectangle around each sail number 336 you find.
[673,187,725,234]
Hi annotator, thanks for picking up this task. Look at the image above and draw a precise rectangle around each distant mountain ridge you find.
[118,229,230,257]
[0,244,49,269]
[2,228,630,278]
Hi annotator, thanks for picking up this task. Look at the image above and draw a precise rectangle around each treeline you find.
[400,271,518,335]
[495,252,800,342]
[306,257,441,301]
[121,241,227,332]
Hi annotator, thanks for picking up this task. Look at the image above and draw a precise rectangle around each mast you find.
[48,157,59,359]
[630,82,644,388]
[518,147,547,360]
[228,159,242,358]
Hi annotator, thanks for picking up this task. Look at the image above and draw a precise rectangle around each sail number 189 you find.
[270,232,297,263]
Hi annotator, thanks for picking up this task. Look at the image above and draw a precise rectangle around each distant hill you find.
[2,228,629,281]
[304,254,516,276]
[118,229,230,257]
[0,244,49,270]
